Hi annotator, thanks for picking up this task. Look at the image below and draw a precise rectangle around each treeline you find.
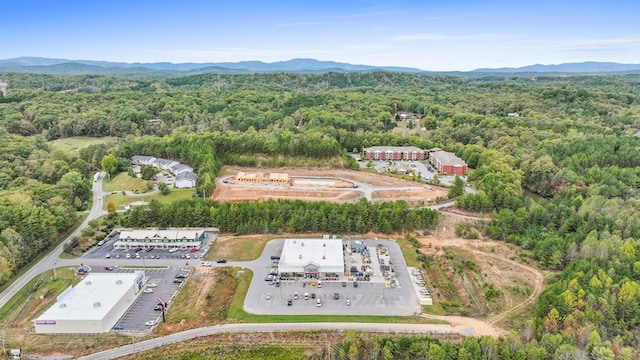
[0,131,92,285]
[119,198,438,235]
[313,331,638,360]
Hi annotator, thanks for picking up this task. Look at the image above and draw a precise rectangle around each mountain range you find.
[1,57,640,76]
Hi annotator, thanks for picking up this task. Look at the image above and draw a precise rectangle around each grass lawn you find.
[103,172,151,193]
[49,136,117,155]
[103,188,195,210]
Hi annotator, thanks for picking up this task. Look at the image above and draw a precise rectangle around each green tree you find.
[101,154,118,175]
[448,175,465,198]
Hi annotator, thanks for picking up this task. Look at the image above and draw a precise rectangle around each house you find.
[175,171,197,188]
[131,155,197,188]
[131,155,157,166]
[362,146,426,161]
[428,149,467,176]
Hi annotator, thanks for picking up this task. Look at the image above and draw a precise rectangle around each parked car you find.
[105,253,111,259]
[135,253,141,259]
[304,293,309,300]
[104,266,114,271]
[264,274,276,281]
[189,248,199,253]
[346,299,351,306]
[201,261,212,267]
[333,292,339,300]
[287,298,293,306]
[173,279,183,284]
[97,240,105,246]
[265,293,271,300]
[175,273,189,278]
[154,305,163,311]
[342,282,347,287]
[185,254,191,259]
[353,281,358,288]
[316,298,322,307]
[144,320,156,326]
[270,255,280,260]
[126,253,131,259]
[311,293,316,299]
[275,280,281,287]
[216,259,227,263]
[147,282,158,287]
[112,325,124,330]
[317,281,322,288]
[116,254,121,259]
[293,292,299,300]
[143,288,154,293]
[169,248,177,253]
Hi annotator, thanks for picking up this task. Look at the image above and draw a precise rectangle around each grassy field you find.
[103,172,151,193]
[103,188,195,210]
[49,136,117,155]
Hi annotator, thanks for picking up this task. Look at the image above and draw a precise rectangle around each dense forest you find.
[1,71,639,358]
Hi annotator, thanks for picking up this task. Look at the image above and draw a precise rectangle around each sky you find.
[2,0,639,71]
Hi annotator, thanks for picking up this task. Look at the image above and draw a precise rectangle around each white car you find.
[126,253,131,259]
[265,293,271,300]
[201,261,212,267]
[185,254,191,259]
[144,320,156,326]
[168,248,177,253]
[143,288,154,293]
[147,282,158,288]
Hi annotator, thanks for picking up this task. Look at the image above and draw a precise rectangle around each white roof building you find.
[34,272,144,334]
[113,228,208,250]
[278,239,344,276]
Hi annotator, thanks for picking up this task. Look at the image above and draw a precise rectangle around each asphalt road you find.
[78,322,476,360]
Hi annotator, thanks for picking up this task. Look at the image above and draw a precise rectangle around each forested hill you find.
[0,71,640,357]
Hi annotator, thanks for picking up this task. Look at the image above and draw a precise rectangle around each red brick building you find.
[362,146,426,161]
[428,149,467,176]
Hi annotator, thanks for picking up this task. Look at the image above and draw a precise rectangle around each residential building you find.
[362,146,426,161]
[428,149,468,175]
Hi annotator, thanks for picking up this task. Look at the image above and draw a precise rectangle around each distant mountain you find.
[473,61,640,73]
[2,57,640,76]
[0,57,424,76]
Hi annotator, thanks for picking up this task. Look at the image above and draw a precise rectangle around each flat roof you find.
[430,150,467,166]
[119,228,203,240]
[279,239,343,271]
[35,273,141,321]
[363,146,424,153]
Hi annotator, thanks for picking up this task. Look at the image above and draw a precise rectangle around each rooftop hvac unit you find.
[93,302,101,307]
[299,254,302,259]
[116,280,122,284]
[59,303,67,308]
[323,243,326,247]
[301,242,304,246]
[85,281,92,285]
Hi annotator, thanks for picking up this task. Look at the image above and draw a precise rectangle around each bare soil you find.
[213,166,448,205]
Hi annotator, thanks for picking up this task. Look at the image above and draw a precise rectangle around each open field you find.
[103,188,195,210]
[103,172,151,193]
[49,136,117,155]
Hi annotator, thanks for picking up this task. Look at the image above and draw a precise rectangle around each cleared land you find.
[213,166,448,205]
[49,136,117,155]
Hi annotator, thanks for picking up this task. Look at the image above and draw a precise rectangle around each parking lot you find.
[91,265,189,332]
[243,239,421,316]
[84,230,216,262]
[356,159,436,181]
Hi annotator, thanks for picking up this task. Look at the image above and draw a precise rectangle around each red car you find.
[104,266,114,271]
[189,248,199,253]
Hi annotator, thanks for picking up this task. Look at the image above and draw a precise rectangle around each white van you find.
[316,298,322,307]
[304,293,309,300]
[317,281,322,288]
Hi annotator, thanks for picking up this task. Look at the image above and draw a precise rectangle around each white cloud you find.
[385,32,521,42]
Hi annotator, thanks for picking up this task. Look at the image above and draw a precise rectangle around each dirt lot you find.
[213,166,448,205]
[417,210,545,331]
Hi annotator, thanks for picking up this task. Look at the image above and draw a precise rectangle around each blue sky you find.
[3,0,639,70]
